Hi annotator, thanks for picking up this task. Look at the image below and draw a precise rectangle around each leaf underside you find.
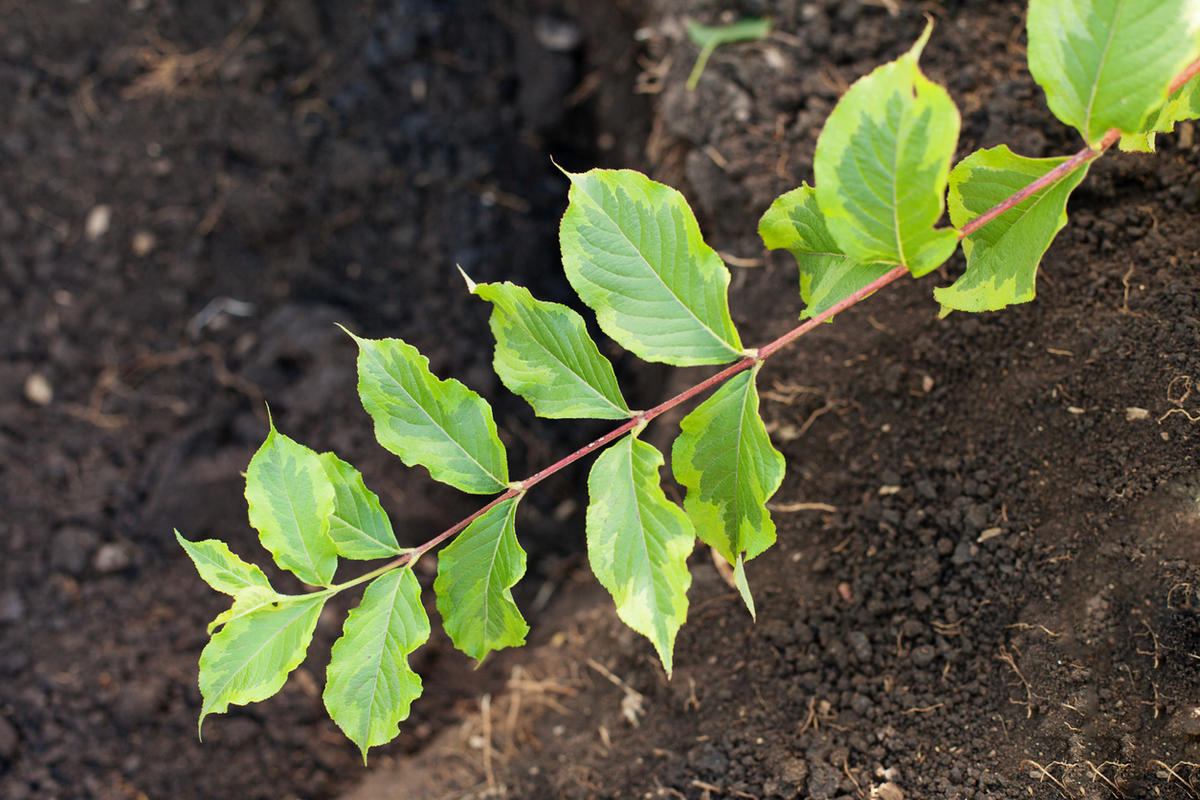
[434,496,529,663]
[352,334,509,494]
[245,425,338,587]
[812,22,961,278]
[1027,0,1200,146]
[586,434,695,675]
[474,281,630,419]
[324,569,429,761]
[940,145,1090,314]
[559,168,743,366]
[758,184,895,319]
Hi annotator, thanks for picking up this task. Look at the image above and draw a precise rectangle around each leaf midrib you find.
[373,349,505,489]
[204,599,318,715]
[579,182,738,358]
[1082,0,1124,141]
[504,303,627,416]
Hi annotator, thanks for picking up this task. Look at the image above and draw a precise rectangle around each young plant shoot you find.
[178,3,1200,759]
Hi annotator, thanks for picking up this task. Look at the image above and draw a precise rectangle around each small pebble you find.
[51,526,99,576]
[533,15,583,52]
[1126,407,1150,421]
[23,373,53,406]
[131,230,156,257]
[85,204,112,240]
[93,543,132,573]
[876,781,905,800]
[911,644,936,668]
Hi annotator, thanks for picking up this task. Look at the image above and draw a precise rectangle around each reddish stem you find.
[378,60,1200,577]
[1168,56,1200,94]
[385,265,907,573]
[957,128,1120,239]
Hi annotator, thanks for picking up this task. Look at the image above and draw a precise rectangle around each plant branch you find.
[956,128,1120,239]
[348,59,1200,589]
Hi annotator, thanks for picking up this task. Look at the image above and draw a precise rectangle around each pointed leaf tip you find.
[457,265,478,294]
[813,26,960,278]
[324,569,429,758]
[586,434,694,675]
[733,555,756,621]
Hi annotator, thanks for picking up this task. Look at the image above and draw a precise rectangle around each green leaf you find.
[812,22,960,277]
[245,425,338,587]
[433,496,528,663]
[471,280,630,419]
[1119,73,1200,152]
[559,168,744,366]
[198,593,325,734]
[671,368,784,567]
[323,569,429,761]
[758,184,895,319]
[175,531,273,595]
[586,433,695,675]
[939,145,1090,314]
[1027,0,1200,147]
[351,333,509,494]
[685,17,771,91]
[318,453,404,560]
[207,585,284,635]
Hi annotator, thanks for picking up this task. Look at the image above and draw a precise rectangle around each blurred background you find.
[0,1,650,797]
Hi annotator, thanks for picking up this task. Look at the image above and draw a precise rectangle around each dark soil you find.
[1,1,647,798]
[4,1,1200,800]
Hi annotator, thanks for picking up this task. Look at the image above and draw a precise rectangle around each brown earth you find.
[3,1,1200,800]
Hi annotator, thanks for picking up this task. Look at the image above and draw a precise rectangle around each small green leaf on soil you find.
[685,17,771,90]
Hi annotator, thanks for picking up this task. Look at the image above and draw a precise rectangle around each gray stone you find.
[0,714,17,760]
[0,589,22,623]
[911,644,936,668]
[807,762,841,800]
[847,631,872,661]
[51,526,99,576]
